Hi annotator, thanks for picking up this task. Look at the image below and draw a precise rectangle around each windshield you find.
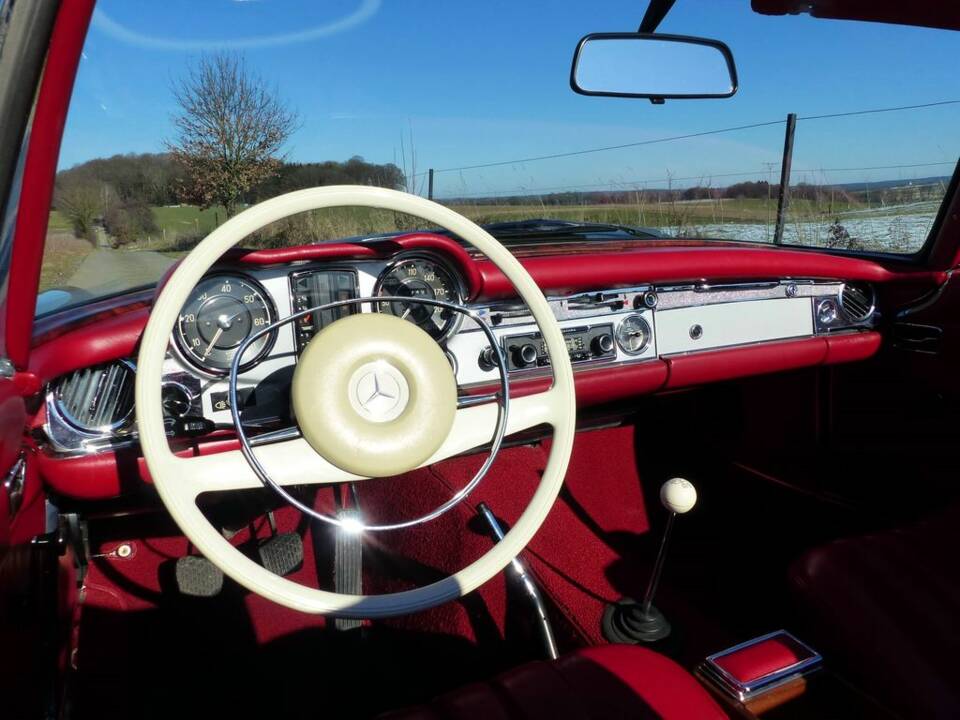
[41,1,960,314]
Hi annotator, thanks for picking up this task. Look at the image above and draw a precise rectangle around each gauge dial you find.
[175,274,276,374]
[375,257,464,340]
[616,314,651,355]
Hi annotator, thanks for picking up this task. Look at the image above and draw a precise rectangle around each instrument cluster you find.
[169,251,466,379]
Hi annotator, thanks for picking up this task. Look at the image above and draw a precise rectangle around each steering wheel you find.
[136,186,576,618]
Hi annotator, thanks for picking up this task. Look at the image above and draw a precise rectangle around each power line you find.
[417,99,960,178]
[798,99,960,122]
[430,119,786,174]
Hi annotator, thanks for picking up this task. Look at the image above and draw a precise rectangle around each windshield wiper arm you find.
[483,218,649,237]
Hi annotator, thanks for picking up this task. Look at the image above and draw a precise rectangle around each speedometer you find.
[374,256,464,340]
[175,274,276,374]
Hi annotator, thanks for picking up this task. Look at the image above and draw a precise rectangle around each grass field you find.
[42,194,937,292]
[151,205,226,237]
[40,232,94,291]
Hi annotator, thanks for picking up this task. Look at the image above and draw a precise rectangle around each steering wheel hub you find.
[291,312,457,477]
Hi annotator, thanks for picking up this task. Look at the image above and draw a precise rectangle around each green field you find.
[450,197,866,229]
[42,195,936,292]
[151,205,226,237]
[48,196,931,249]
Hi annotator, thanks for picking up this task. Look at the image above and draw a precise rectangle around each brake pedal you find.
[334,509,363,631]
[175,555,223,597]
[258,531,304,577]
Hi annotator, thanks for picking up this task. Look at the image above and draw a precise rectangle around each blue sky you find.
[60,0,960,198]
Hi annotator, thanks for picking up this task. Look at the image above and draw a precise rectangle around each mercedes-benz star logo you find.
[359,371,398,413]
[348,362,409,423]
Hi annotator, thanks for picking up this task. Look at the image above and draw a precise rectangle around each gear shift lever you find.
[602,477,697,644]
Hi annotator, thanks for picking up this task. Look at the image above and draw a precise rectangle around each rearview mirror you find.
[571,33,738,100]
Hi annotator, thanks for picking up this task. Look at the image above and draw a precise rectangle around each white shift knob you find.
[660,477,697,514]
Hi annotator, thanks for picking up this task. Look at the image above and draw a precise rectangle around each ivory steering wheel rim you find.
[135,186,576,618]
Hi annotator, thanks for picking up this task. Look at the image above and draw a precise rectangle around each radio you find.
[500,324,615,371]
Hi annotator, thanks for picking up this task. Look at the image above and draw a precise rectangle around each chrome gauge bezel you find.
[615,313,652,355]
[173,272,278,376]
[372,251,467,343]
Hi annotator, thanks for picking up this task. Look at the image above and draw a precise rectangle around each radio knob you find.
[593,333,615,355]
[513,343,539,368]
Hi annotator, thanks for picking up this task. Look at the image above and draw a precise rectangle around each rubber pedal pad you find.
[258,531,304,577]
[174,555,224,597]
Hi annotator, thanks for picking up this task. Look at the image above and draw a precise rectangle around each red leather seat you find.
[790,503,960,719]
[380,644,727,719]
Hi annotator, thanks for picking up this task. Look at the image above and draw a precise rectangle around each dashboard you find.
[32,233,895,498]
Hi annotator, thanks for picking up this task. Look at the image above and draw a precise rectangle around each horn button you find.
[291,313,457,477]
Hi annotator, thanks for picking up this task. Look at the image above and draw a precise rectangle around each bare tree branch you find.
[166,53,299,216]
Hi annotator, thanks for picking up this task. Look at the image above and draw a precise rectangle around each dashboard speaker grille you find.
[839,283,875,322]
[54,361,135,432]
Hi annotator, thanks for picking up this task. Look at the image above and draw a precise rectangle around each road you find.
[67,248,175,294]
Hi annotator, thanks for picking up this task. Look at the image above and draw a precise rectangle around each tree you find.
[54,174,113,240]
[167,54,298,216]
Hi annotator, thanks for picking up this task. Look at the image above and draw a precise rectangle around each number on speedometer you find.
[375,257,463,340]
[175,274,276,374]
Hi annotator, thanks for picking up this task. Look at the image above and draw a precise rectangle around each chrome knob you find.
[478,346,497,371]
[513,343,539,368]
[593,333,614,355]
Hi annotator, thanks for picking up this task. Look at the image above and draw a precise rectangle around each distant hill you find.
[832,175,952,192]
[55,152,406,209]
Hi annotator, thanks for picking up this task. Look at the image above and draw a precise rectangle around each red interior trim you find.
[713,637,802,684]
[477,248,943,300]
[664,331,880,388]
[825,330,882,364]
[6,0,96,368]
[752,0,960,31]
[665,337,828,388]
[35,332,879,499]
[463,360,669,404]
[227,233,483,299]
[30,307,149,385]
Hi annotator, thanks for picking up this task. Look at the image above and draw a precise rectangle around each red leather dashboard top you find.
[477,246,941,299]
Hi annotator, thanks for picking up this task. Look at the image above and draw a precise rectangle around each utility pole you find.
[773,113,797,245]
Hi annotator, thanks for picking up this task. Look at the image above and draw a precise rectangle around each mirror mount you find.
[638,0,677,33]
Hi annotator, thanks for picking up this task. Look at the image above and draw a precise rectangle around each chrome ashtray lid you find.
[700,630,823,702]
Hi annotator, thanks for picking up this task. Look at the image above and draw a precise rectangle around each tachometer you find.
[374,256,464,340]
[175,274,276,374]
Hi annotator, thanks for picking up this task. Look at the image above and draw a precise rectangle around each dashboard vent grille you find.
[840,283,875,322]
[54,361,135,432]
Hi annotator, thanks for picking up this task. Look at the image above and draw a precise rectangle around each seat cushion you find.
[380,644,727,719]
[790,503,960,719]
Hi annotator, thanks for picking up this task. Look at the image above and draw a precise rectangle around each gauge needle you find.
[401,308,412,320]
[202,327,224,359]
